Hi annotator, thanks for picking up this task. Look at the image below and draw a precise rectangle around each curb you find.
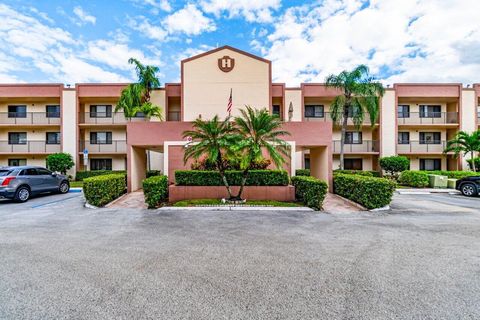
[331,194,368,211]
[396,189,460,195]
[370,205,390,212]
[157,206,314,212]
[84,202,98,209]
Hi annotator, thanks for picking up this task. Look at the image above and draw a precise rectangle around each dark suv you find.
[0,166,70,202]
[456,176,480,197]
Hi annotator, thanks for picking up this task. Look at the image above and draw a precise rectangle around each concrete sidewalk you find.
[397,188,460,195]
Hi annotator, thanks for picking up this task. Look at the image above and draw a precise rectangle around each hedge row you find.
[295,169,311,176]
[291,176,328,210]
[146,170,162,178]
[174,170,289,186]
[143,175,169,209]
[334,170,381,177]
[398,171,429,188]
[76,170,126,181]
[334,173,396,209]
[428,170,480,179]
[83,174,126,207]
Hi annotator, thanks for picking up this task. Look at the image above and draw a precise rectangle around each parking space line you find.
[31,194,82,209]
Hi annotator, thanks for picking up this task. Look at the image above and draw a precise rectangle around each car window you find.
[36,168,52,175]
[21,169,38,176]
[0,169,13,176]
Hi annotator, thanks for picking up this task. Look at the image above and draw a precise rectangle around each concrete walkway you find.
[322,193,364,213]
[106,190,147,209]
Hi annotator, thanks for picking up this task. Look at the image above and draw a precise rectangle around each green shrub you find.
[428,170,480,179]
[467,158,480,171]
[174,170,289,186]
[295,169,311,176]
[334,170,374,177]
[143,175,169,209]
[76,170,126,181]
[334,174,396,209]
[379,156,410,177]
[291,176,328,210]
[398,171,429,188]
[146,170,161,178]
[191,157,271,170]
[46,153,75,175]
[83,174,126,207]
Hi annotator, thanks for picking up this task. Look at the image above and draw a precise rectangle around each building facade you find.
[1,46,479,191]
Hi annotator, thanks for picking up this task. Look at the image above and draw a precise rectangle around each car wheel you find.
[14,186,30,203]
[460,183,477,197]
[59,181,70,194]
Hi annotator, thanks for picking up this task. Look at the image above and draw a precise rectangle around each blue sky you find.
[0,0,479,86]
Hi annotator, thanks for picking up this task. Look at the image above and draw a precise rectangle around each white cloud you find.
[128,17,168,41]
[165,4,216,35]
[72,6,96,26]
[257,0,480,86]
[200,0,281,23]
[131,0,172,13]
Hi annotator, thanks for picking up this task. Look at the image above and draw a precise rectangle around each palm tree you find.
[444,130,480,172]
[128,58,160,102]
[136,102,164,121]
[115,83,143,119]
[182,115,238,199]
[232,106,290,200]
[325,65,384,170]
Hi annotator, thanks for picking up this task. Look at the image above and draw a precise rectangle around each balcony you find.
[79,112,148,125]
[304,112,378,126]
[397,141,447,154]
[397,112,459,125]
[0,112,61,125]
[477,112,480,125]
[0,141,61,153]
[79,140,127,153]
[333,140,379,153]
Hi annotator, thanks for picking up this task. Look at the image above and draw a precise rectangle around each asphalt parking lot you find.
[0,193,479,319]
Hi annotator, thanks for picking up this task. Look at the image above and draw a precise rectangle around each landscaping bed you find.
[172,199,302,207]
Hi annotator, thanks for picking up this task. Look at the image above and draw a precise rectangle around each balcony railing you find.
[397,141,447,153]
[79,140,127,153]
[167,111,181,121]
[333,140,379,153]
[397,112,459,125]
[477,112,480,123]
[0,112,61,125]
[304,112,378,125]
[79,112,148,125]
[0,141,61,153]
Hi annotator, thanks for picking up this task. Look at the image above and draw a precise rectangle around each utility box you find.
[428,174,448,188]
[447,179,457,189]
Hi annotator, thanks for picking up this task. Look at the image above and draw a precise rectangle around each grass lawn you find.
[172,199,302,207]
[69,181,84,188]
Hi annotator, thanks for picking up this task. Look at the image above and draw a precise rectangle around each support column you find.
[127,145,147,192]
[310,146,333,191]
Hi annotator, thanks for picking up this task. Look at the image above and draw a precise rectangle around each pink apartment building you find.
[0,46,479,192]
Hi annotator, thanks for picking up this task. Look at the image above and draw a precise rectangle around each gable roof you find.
[181,45,270,64]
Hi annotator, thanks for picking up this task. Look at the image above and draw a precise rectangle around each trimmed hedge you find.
[291,176,328,210]
[334,170,375,177]
[428,170,480,179]
[146,170,162,178]
[398,171,429,188]
[76,170,126,181]
[143,175,169,209]
[295,169,311,176]
[467,158,480,171]
[174,170,289,186]
[83,174,126,207]
[334,174,396,209]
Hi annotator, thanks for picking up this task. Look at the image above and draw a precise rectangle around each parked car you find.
[456,176,480,197]
[0,166,70,202]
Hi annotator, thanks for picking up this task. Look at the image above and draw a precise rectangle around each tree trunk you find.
[339,105,350,170]
[472,151,476,172]
[216,158,234,199]
[235,169,249,200]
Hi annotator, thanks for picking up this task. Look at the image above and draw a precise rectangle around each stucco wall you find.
[381,90,396,157]
[285,89,302,121]
[182,48,270,121]
[62,89,77,176]
[0,155,47,167]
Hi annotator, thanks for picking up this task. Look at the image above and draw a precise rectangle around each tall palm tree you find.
[325,65,384,170]
[136,102,164,121]
[128,58,160,102]
[115,83,144,119]
[182,115,238,199]
[444,130,480,172]
[232,106,290,200]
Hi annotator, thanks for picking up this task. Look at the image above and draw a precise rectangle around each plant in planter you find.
[379,156,410,179]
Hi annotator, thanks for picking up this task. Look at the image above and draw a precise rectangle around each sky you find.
[0,0,479,87]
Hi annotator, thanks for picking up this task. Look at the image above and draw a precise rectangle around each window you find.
[398,132,410,144]
[0,169,14,176]
[344,132,363,144]
[344,159,363,170]
[90,159,112,171]
[420,159,441,171]
[90,132,112,144]
[46,132,60,144]
[304,155,310,170]
[346,106,361,118]
[90,105,112,118]
[305,105,324,118]
[8,159,26,166]
[20,168,38,176]
[398,105,410,118]
[8,105,27,118]
[419,105,441,118]
[46,105,60,118]
[477,106,480,118]
[8,132,27,145]
[272,105,281,116]
[419,132,441,144]
[36,168,52,175]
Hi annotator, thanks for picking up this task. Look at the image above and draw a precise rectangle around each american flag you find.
[227,88,232,115]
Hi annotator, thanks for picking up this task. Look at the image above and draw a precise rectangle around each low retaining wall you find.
[169,185,295,202]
